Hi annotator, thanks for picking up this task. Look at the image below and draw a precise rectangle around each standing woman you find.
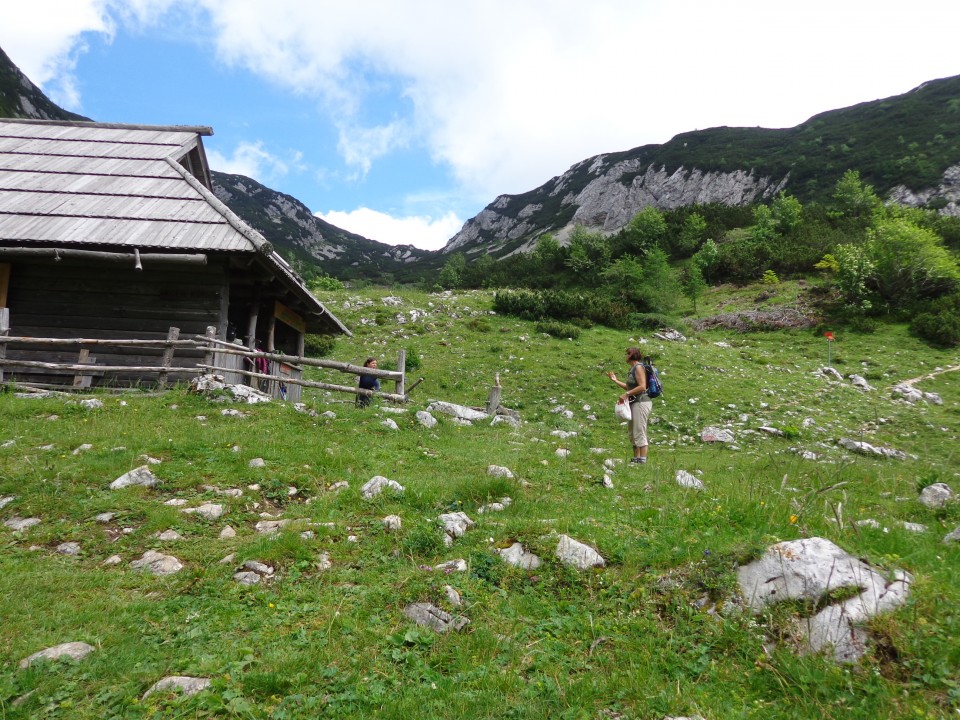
[607,347,653,464]
[356,357,380,407]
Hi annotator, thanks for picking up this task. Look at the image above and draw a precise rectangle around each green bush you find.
[535,320,581,339]
[627,312,674,331]
[303,333,336,357]
[909,293,960,347]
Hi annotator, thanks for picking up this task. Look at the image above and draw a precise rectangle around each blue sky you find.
[3,1,960,251]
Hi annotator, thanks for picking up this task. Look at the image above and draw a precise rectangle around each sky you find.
[2,1,960,251]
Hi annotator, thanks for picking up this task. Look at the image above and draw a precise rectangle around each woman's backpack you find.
[642,359,663,399]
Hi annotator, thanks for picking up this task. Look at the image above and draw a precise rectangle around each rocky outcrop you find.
[888,163,960,217]
[444,156,788,255]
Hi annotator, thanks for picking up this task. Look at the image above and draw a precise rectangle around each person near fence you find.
[356,357,380,407]
[607,346,653,464]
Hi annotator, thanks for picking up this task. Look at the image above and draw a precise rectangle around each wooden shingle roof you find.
[0,119,349,335]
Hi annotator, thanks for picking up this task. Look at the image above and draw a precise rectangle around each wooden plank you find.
[198,364,408,404]
[0,307,8,384]
[72,349,94,388]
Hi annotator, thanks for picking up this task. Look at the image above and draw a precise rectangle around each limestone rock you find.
[675,470,704,490]
[181,503,225,521]
[497,542,542,569]
[415,410,438,428]
[403,603,469,633]
[362,476,405,498]
[19,642,95,669]
[130,550,183,576]
[110,465,159,490]
[737,537,911,662]
[254,519,291,535]
[143,676,211,698]
[919,482,954,509]
[487,465,514,479]
[382,515,402,531]
[701,427,735,443]
[4,517,40,531]
[426,401,489,422]
[556,534,605,569]
[438,511,474,539]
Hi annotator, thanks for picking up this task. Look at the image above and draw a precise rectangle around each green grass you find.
[1,284,958,719]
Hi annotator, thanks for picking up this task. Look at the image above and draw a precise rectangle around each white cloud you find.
[316,208,462,251]
[206,141,289,183]
[4,0,960,207]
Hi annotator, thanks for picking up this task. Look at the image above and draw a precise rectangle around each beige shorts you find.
[630,399,653,447]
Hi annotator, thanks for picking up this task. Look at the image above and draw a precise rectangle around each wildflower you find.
[789,515,798,524]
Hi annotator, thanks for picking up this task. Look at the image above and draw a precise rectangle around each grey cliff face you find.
[444,154,790,254]
[888,163,960,217]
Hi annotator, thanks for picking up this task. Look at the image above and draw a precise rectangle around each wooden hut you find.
[0,118,350,398]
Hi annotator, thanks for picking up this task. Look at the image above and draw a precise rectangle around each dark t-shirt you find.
[359,373,380,392]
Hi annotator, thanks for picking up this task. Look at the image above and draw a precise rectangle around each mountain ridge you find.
[444,74,960,257]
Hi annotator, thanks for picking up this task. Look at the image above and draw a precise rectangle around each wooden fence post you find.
[0,308,8,385]
[396,349,406,396]
[486,373,502,415]
[203,326,217,370]
[158,326,180,389]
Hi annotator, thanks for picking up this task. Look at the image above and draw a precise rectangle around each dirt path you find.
[899,363,960,387]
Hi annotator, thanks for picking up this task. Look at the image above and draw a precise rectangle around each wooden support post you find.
[245,292,260,350]
[158,326,180,389]
[485,373,502,415]
[203,326,217,369]
[72,349,94,389]
[0,308,8,385]
[396,349,406,396]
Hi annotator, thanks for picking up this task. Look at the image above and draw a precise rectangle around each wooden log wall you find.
[5,258,226,387]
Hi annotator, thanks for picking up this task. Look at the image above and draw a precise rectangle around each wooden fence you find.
[0,319,409,403]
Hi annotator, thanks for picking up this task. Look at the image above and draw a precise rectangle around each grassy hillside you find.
[1,283,958,719]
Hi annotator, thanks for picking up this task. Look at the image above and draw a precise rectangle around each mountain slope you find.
[0,46,88,121]
[211,172,436,282]
[446,75,960,257]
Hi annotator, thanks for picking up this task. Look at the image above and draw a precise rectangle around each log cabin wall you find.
[4,257,227,387]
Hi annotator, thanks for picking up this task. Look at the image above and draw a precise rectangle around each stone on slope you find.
[362,476,405,498]
[143,676,211,698]
[19,642,95,669]
[556,534,605,569]
[130,550,183,576]
[403,603,469,633]
[496,542,542,569]
[110,465,159,490]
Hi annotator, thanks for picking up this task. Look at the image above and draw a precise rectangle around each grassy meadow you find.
[1,282,958,719]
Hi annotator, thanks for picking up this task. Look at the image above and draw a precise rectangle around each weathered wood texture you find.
[4,258,226,386]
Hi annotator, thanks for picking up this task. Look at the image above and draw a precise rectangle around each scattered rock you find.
[438,512,474,539]
[402,603,469,633]
[254,519,291,535]
[497,542,542,569]
[943,527,960,544]
[72,443,93,455]
[381,418,400,431]
[900,522,927,533]
[383,515,402,531]
[181,503,225,521]
[849,374,875,391]
[156,530,181,541]
[491,414,521,428]
[435,559,468,573]
[415,410,438,428]
[477,497,512,514]
[19,642,95,669]
[130,550,183,575]
[556,535,605,569]
[675,470,704,490]
[487,465,514,479]
[737,537,911,662]
[838,438,906,460]
[94,512,115,523]
[818,366,843,382]
[4,516,40,531]
[757,426,784,437]
[701,427,735,443]
[0,495,15,509]
[426,401,489,422]
[109,465,159,490]
[362,476,405,498]
[248,458,266,468]
[444,585,463,607]
[653,328,686,342]
[919,483,954,509]
[316,552,333,571]
[103,555,122,566]
[555,448,571,458]
[143,676,211,699]
[80,398,103,410]
[220,525,237,539]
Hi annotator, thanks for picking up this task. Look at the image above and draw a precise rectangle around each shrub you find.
[535,321,581,339]
[627,313,674,331]
[909,293,960,348]
[762,270,780,285]
[303,333,336,357]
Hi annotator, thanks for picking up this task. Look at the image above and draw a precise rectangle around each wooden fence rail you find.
[0,322,408,403]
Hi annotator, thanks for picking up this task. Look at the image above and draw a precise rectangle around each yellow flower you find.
[268,602,275,608]
[789,515,798,524]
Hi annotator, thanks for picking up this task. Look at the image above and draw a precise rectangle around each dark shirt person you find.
[356,357,380,407]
